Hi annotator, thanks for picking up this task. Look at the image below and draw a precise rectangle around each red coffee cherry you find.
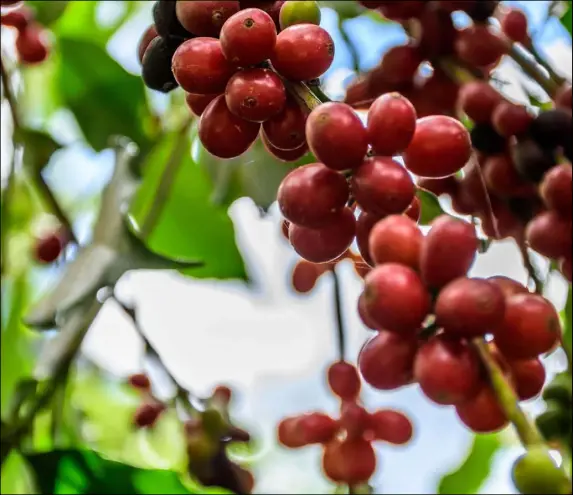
[212,385,233,405]
[355,210,381,267]
[378,44,423,85]
[128,373,151,391]
[525,210,572,260]
[34,230,66,264]
[501,8,529,44]
[404,195,421,222]
[291,259,322,293]
[1,5,32,31]
[369,409,413,445]
[175,1,240,37]
[137,25,159,65]
[458,81,503,124]
[357,292,378,330]
[455,25,508,68]
[417,176,458,197]
[322,437,376,484]
[16,24,49,65]
[327,361,361,401]
[455,387,508,433]
[278,413,338,447]
[368,214,422,270]
[262,96,307,150]
[339,401,370,440]
[185,92,219,116]
[540,164,572,219]
[488,276,529,299]
[483,154,536,198]
[507,357,546,401]
[133,402,165,428]
[492,101,533,137]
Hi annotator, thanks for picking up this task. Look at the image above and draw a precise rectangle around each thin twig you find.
[526,41,567,88]
[331,268,346,362]
[517,240,543,294]
[0,56,22,130]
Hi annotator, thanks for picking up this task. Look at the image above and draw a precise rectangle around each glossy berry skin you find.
[153,0,191,38]
[367,93,417,156]
[327,361,361,401]
[369,410,413,445]
[351,157,415,216]
[540,164,572,218]
[306,102,368,171]
[137,25,159,65]
[458,81,503,124]
[404,116,471,178]
[508,357,545,401]
[483,154,535,198]
[16,24,49,65]
[142,37,179,93]
[291,259,321,293]
[358,292,378,330]
[288,207,356,263]
[501,8,528,44]
[277,163,349,228]
[494,294,561,359]
[414,336,482,406]
[278,413,337,447]
[172,37,235,94]
[271,24,334,81]
[492,102,533,138]
[322,438,376,484]
[363,263,430,334]
[185,92,218,116]
[455,25,507,68]
[436,278,506,338]
[455,387,508,433]
[420,215,478,289]
[358,331,418,390]
[220,8,277,66]
[355,211,380,267]
[488,276,528,299]
[279,1,321,30]
[525,210,572,260]
[512,447,571,495]
[261,133,308,161]
[339,402,370,440]
[368,215,422,270]
[225,68,286,122]
[199,95,260,158]
[262,97,307,150]
[175,1,240,37]
[35,232,64,264]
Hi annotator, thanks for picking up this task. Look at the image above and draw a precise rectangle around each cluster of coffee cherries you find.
[357,213,560,434]
[278,361,412,486]
[0,0,50,65]
[128,373,254,494]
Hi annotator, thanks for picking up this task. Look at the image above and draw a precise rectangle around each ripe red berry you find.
[261,132,309,161]
[225,68,286,122]
[137,25,159,65]
[358,331,418,390]
[378,44,423,85]
[128,373,151,391]
[492,101,533,138]
[488,276,528,299]
[455,387,508,433]
[369,410,413,445]
[262,96,307,150]
[172,37,236,94]
[212,385,233,404]
[367,93,417,156]
[278,413,338,447]
[455,25,508,68]
[35,231,65,264]
[501,8,529,44]
[368,215,422,270]
[483,154,535,198]
[357,292,378,330]
[133,402,165,428]
[403,116,472,178]
[351,157,415,216]
[199,95,260,158]
[220,8,277,66]
[185,92,219,116]
[525,210,572,260]
[175,1,240,37]
[271,23,334,81]
[306,102,368,171]
[419,215,478,289]
[493,294,561,359]
[16,24,49,65]
[277,417,307,448]
[291,259,322,293]
[327,361,361,401]
[378,1,426,20]
[458,81,503,124]
[540,164,572,219]
[322,438,376,484]
[507,357,545,401]
[339,402,370,440]
[355,210,381,267]
[277,163,349,228]
[414,336,482,406]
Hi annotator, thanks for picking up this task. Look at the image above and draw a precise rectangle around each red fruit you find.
[225,68,286,122]
[458,81,503,124]
[291,260,321,293]
[501,8,529,44]
[483,154,535,198]
[404,195,421,222]
[299,413,339,444]
[455,25,508,68]
[417,176,458,197]
[289,207,356,263]
[175,1,240,37]
[35,231,65,264]
[493,294,561,359]
[358,331,418,390]
[199,95,260,158]
[271,23,334,81]
[16,24,49,65]
[0,0,23,6]
[355,210,381,267]
[1,5,31,30]
[378,1,425,20]
[358,292,378,330]
[339,402,370,439]
[351,157,415,216]
[525,210,572,259]
[415,7,457,58]
[560,256,572,282]
[403,116,472,178]
[363,263,430,333]
[262,133,308,161]
[128,373,151,391]
[367,92,417,157]
[277,163,349,228]
[455,387,508,433]
[369,410,413,445]
[172,38,236,94]
[492,101,533,137]
[368,214,422,270]
[414,336,482,405]
[488,276,528,299]
[137,25,159,65]
[262,97,307,150]
[133,402,165,428]
[479,197,524,240]
[436,278,506,338]
[306,102,368,171]
[420,215,478,289]
[185,92,219,116]
[322,438,376,484]
[507,357,545,401]
[416,68,460,116]
[540,164,572,218]
[327,361,361,401]
[378,45,423,86]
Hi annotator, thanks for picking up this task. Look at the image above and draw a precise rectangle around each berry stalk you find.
[332,267,346,362]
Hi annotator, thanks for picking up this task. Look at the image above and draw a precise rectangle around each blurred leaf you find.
[437,434,502,494]
[320,1,365,20]
[561,286,572,365]
[57,37,153,152]
[1,451,35,495]
[417,189,444,225]
[560,1,572,35]
[19,128,62,173]
[130,131,249,281]
[527,92,553,111]
[27,1,69,26]
[21,55,63,123]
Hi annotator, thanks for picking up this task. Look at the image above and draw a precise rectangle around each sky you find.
[1,2,572,494]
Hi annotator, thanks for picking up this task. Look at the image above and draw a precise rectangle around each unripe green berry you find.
[279,1,321,30]
[535,400,571,441]
[512,447,571,495]
[542,373,572,407]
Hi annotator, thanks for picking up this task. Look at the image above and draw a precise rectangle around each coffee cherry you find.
[340,402,370,440]
[363,263,430,334]
[368,215,422,270]
[141,37,179,93]
[512,447,571,495]
[358,292,378,330]
[175,1,240,37]
[288,208,355,263]
[322,438,376,484]
[560,257,572,282]
[404,116,472,178]
[512,137,557,183]
[492,101,533,137]
[369,410,413,445]
[271,24,334,81]
[220,8,277,66]
[327,361,361,401]
[185,92,218,116]
[467,1,499,23]
[458,81,503,124]
[501,8,528,43]
[415,7,457,58]
[470,123,507,155]
[16,24,49,65]
[483,154,535,198]
[530,109,572,151]
[153,0,192,38]
[414,336,482,406]
[1,5,32,30]
[358,331,417,390]
[455,25,507,68]
[0,0,23,6]
[278,413,337,447]
[262,96,307,150]
[436,278,506,338]
[404,195,421,222]
[199,95,259,158]
[291,259,321,293]
[34,231,65,264]
[351,157,415,216]
[138,25,159,64]
[277,417,307,448]
[279,1,321,30]
[507,357,545,401]
[437,1,476,13]
[128,373,151,391]
[277,163,349,228]
[540,164,572,218]
[241,0,284,30]
[378,44,423,86]
[261,133,308,161]
[225,68,286,122]
[133,401,165,428]
[455,387,508,433]
[494,294,561,359]
[488,276,528,298]
[172,37,236,94]
[355,211,380,267]
[306,102,368,171]
[525,210,572,260]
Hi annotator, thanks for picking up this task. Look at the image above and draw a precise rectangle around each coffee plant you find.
[1,1,572,494]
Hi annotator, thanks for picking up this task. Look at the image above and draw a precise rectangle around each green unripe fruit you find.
[542,373,572,406]
[512,447,571,495]
[201,407,228,439]
[536,400,571,441]
[279,1,321,30]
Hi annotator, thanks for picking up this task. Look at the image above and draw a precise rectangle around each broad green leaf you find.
[19,128,62,173]
[437,434,502,494]
[560,1,572,35]
[27,1,69,26]
[417,189,445,225]
[561,286,572,367]
[57,37,153,152]
[130,131,249,281]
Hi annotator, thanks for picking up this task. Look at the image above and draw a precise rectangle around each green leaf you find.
[560,1,572,35]
[130,131,249,281]
[561,286,572,366]
[26,1,69,26]
[57,37,153,152]
[19,128,62,173]
[417,189,445,225]
[24,449,197,494]
[437,434,502,494]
